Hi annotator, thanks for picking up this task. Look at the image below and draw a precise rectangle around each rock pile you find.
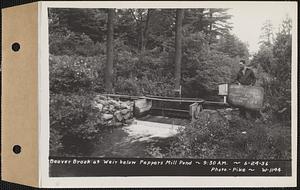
[93,95,134,127]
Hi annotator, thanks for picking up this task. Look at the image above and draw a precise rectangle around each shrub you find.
[168,110,291,159]
[50,55,105,93]
[114,50,175,96]
[49,29,106,56]
[49,93,104,156]
[114,76,175,96]
[261,78,291,121]
[182,50,240,99]
[49,127,63,156]
[168,110,230,158]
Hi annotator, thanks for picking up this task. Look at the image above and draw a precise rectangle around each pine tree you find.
[105,9,115,93]
[259,20,274,47]
[174,9,184,91]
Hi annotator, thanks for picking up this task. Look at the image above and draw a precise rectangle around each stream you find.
[91,116,187,158]
[50,116,188,177]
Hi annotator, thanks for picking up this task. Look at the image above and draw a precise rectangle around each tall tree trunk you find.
[208,10,213,45]
[141,9,152,52]
[174,9,184,91]
[105,9,115,93]
[140,24,144,52]
[139,10,144,52]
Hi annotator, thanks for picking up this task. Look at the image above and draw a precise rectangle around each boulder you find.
[123,112,131,120]
[114,111,123,122]
[121,109,129,115]
[112,99,118,105]
[120,102,130,109]
[109,105,115,111]
[108,99,117,105]
[98,100,108,106]
[114,102,121,109]
[102,114,113,121]
[94,103,103,111]
[95,95,108,102]
[93,95,135,126]
[125,119,134,125]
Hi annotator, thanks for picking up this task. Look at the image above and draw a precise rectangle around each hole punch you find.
[13,145,21,154]
[12,42,20,52]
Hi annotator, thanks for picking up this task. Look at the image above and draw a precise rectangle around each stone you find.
[95,95,107,103]
[125,119,134,125]
[108,100,117,105]
[98,95,107,99]
[94,103,103,111]
[123,112,131,120]
[114,111,123,122]
[121,109,129,115]
[120,102,129,109]
[111,100,118,105]
[102,114,113,121]
[114,102,121,109]
[99,100,108,106]
[109,105,115,110]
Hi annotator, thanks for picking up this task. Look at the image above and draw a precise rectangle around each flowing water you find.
[91,117,187,158]
[50,116,188,176]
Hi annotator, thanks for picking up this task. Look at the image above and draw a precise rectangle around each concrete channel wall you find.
[96,94,222,123]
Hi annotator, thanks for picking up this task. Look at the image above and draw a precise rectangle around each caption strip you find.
[49,157,291,177]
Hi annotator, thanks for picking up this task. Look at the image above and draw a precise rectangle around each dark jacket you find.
[235,68,256,85]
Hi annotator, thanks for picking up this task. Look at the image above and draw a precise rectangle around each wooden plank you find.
[203,101,230,106]
[102,93,205,103]
[101,93,140,100]
[102,93,232,110]
[151,107,190,113]
[146,95,204,101]
[145,97,204,103]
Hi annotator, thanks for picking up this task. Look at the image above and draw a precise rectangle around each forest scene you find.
[49,8,292,160]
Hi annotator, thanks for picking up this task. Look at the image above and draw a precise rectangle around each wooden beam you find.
[101,94,205,103]
[151,107,190,113]
[146,97,204,103]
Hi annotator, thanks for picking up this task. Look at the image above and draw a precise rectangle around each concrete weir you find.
[100,94,208,120]
[134,98,203,120]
